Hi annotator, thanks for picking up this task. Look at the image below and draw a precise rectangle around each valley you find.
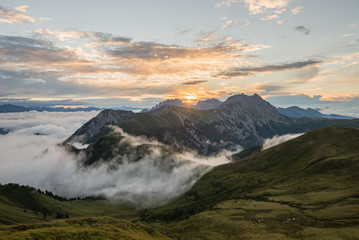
[1,124,359,239]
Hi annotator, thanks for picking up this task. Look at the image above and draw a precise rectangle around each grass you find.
[150,198,359,240]
[0,217,170,240]
[141,127,359,239]
[0,184,136,225]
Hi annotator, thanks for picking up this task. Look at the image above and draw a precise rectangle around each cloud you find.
[182,80,208,85]
[0,6,35,24]
[13,5,29,13]
[348,23,359,28]
[243,0,291,14]
[262,133,303,150]
[0,32,270,101]
[216,0,291,15]
[0,35,83,64]
[39,17,51,22]
[289,66,319,84]
[294,25,311,35]
[266,94,322,106]
[291,6,302,15]
[339,52,359,60]
[253,83,284,94]
[0,112,231,207]
[215,60,322,78]
[34,29,85,41]
[260,14,280,21]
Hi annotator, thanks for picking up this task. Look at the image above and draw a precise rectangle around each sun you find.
[184,95,197,105]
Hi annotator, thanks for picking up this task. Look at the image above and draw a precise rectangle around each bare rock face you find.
[195,99,223,110]
[65,109,137,144]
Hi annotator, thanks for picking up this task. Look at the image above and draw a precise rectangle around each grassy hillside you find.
[0,217,170,240]
[0,184,136,225]
[143,127,359,239]
[0,184,170,239]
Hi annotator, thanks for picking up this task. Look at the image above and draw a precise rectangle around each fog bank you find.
[0,111,230,207]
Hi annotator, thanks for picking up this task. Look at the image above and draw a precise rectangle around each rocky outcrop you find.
[65,109,137,144]
[195,98,223,110]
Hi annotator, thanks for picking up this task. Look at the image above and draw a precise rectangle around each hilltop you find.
[143,127,359,239]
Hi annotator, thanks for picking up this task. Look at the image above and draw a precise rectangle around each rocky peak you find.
[219,93,283,120]
[195,98,223,110]
[149,99,185,112]
[65,109,137,144]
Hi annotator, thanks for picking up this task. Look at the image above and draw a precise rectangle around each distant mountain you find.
[195,98,223,110]
[0,128,10,135]
[30,106,102,112]
[0,104,29,113]
[0,104,102,113]
[141,99,185,113]
[278,106,353,119]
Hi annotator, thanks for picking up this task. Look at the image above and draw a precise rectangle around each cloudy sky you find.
[0,0,358,109]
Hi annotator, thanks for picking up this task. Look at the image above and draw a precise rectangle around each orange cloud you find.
[0,6,35,24]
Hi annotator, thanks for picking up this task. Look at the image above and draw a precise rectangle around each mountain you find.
[141,99,185,113]
[278,106,353,119]
[0,104,29,113]
[65,109,138,144]
[0,104,101,113]
[142,127,359,239]
[194,98,223,110]
[66,93,359,155]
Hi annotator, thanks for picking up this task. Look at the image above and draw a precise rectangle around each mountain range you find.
[277,106,353,119]
[66,93,359,156]
[0,104,102,113]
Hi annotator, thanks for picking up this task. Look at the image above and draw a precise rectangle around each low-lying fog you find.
[0,111,302,208]
[0,111,231,207]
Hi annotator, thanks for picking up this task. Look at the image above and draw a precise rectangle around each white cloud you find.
[221,20,234,29]
[291,6,302,15]
[34,29,85,41]
[216,0,291,23]
[244,0,291,15]
[260,14,280,21]
[13,5,29,13]
[39,17,51,22]
[262,133,303,150]
[0,111,231,207]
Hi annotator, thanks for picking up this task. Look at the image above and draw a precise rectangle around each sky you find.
[0,0,358,111]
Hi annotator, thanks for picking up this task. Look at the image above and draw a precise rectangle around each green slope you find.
[0,185,170,239]
[0,184,136,225]
[0,217,170,240]
[143,127,359,239]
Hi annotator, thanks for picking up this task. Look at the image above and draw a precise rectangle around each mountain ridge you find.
[66,93,296,155]
[65,93,359,155]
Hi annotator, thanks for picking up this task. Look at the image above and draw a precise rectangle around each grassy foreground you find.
[0,217,170,240]
[143,127,359,239]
